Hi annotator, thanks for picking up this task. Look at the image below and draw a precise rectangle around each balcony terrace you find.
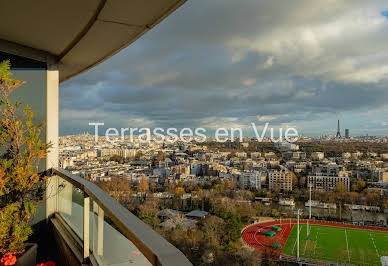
[0,0,190,265]
[46,168,191,265]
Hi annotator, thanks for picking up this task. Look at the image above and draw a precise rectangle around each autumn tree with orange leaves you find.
[0,60,49,256]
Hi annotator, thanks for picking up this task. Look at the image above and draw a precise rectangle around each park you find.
[242,219,388,265]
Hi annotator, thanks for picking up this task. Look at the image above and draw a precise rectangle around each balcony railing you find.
[47,168,191,266]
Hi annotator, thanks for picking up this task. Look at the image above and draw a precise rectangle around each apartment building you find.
[342,152,351,159]
[309,164,350,192]
[378,170,388,184]
[274,142,299,150]
[251,152,262,160]
[268,169,293,191]
[171,164,191,175]
[98,148,137,159]
[312,165,343,176]
[311,152,325,160]
[307,175,350,192]
[235,152,247,158]
[282,151,306,160]
[238,171,264,189]
[59,157,75,169]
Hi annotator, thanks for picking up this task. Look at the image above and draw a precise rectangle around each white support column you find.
[46,61,59,169]
[46,61,59,219]
[84,196,90,261]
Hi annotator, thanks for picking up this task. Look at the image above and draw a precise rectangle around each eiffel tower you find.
[336,120,341,138]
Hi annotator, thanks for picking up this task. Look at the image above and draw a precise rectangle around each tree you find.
[237,247,262,266]
[137,199,160,228]
[174,187,185,197]
[335,182,346,194]
[238,190,254,201]
[356,178,366,192]
[225,212,241,247]
[156,151,166,162]
[236,202,256,223]
[134,151,142,160]
[98,177,132,204]
[272,184,281,195]
[0,60,50,255]
[201,215,226,250]
[137,176,149,194]
[291,172,298,189]
[299,176,307,188]
[149,182,157,193]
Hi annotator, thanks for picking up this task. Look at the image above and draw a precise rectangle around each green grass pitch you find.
[282,224,388,265]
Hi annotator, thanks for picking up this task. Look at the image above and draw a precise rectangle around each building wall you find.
[379,171,388,183]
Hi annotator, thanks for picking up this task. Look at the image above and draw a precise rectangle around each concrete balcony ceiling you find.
[0,0,186,82]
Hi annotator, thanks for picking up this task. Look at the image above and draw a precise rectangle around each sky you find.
[60,0,388,137]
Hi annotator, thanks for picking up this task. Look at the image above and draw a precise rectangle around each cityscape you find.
[1,0,388,266]
[58,119,388,265]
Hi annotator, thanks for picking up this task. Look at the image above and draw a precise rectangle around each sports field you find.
[282,224,388,265]
[242,220,388,265]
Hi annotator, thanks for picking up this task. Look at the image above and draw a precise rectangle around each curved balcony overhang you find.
[0,0,186,82]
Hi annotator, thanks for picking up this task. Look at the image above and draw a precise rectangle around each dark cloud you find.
[60,0,388,136]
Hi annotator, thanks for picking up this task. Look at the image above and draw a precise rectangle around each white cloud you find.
[338,65,388,83]
[225,4,388,83]
[258,115,277,122]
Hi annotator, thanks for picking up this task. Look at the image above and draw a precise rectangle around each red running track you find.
[242,220,388,257]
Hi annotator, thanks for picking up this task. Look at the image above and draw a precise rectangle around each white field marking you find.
[369,232,380,257]
[253,229,265,247]
[344,229,351,263]
[251,224,267,247]
[296,222,388,234]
